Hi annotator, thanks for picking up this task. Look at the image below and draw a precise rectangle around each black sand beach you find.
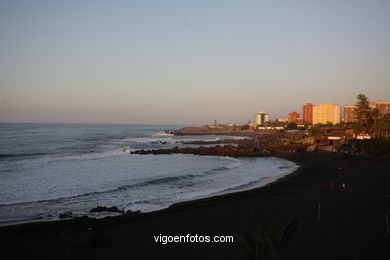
[1,152,389,259]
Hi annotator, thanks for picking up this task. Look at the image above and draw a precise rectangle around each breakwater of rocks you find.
[131,143,309,157]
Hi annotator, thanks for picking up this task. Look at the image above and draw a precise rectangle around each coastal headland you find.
[1,126,389,259]
[134,126,310,156]
[168,125,256,136]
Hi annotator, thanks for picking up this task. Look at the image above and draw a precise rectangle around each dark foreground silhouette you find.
[1,152,389,259]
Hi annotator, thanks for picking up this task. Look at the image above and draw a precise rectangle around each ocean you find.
[0,123,298,224]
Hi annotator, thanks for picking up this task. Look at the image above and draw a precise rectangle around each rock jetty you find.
[131,143,308,157]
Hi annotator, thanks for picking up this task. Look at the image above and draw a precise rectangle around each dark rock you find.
[90,206,122,213]
[59,211,73,219]
[126,210,141,215]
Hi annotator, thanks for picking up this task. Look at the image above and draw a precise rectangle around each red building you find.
[288,111,300,123]
[302,103,314,124]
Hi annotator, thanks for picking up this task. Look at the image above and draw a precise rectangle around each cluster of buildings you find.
[300,103,341,125]
[283,103,341,125]
[344,101,390,123]
[253,100,390,127]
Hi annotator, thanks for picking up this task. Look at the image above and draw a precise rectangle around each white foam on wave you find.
[61,149,128,161]
[144,157,299,212]
[0,154,236,204]
[118,137,173,143]
[229,136,253,140]
[173,135,252,143]
[0,148,129,170]
[0,151,298,224]
[153,131,173,137]
[113,134,251,145]
[222,157,242,169]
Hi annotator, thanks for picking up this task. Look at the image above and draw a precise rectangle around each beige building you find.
[312,103,341,125]
[254,111,269,125]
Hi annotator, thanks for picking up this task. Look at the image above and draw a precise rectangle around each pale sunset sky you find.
[0,0,389,124]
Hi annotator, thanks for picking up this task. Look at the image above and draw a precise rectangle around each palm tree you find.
[235,226,269,260]
[236,213,301,260]
[263,219,301,260]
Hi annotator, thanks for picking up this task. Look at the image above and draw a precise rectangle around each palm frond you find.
[279,218,301,249]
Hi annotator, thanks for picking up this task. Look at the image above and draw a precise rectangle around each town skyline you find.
[1,95,388,126]
[254,98,390,126]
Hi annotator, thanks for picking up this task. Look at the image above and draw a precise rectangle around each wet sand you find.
[1,152,389,259]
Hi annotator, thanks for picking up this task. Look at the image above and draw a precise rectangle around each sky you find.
[0,0,389,124]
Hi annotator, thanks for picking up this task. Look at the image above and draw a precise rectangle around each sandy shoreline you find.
[1,151,389,259]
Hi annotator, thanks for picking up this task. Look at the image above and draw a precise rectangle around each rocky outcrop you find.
[180,138,253,145]
[131,143,309,157]
[90,206,123,214]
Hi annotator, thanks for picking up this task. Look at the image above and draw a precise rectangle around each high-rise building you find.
[288,111,300,123]
[369,101,390,116]
[344,105,357,122]
[254,111,269,125]
[312,103,341,125]
[302,103,314,124]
